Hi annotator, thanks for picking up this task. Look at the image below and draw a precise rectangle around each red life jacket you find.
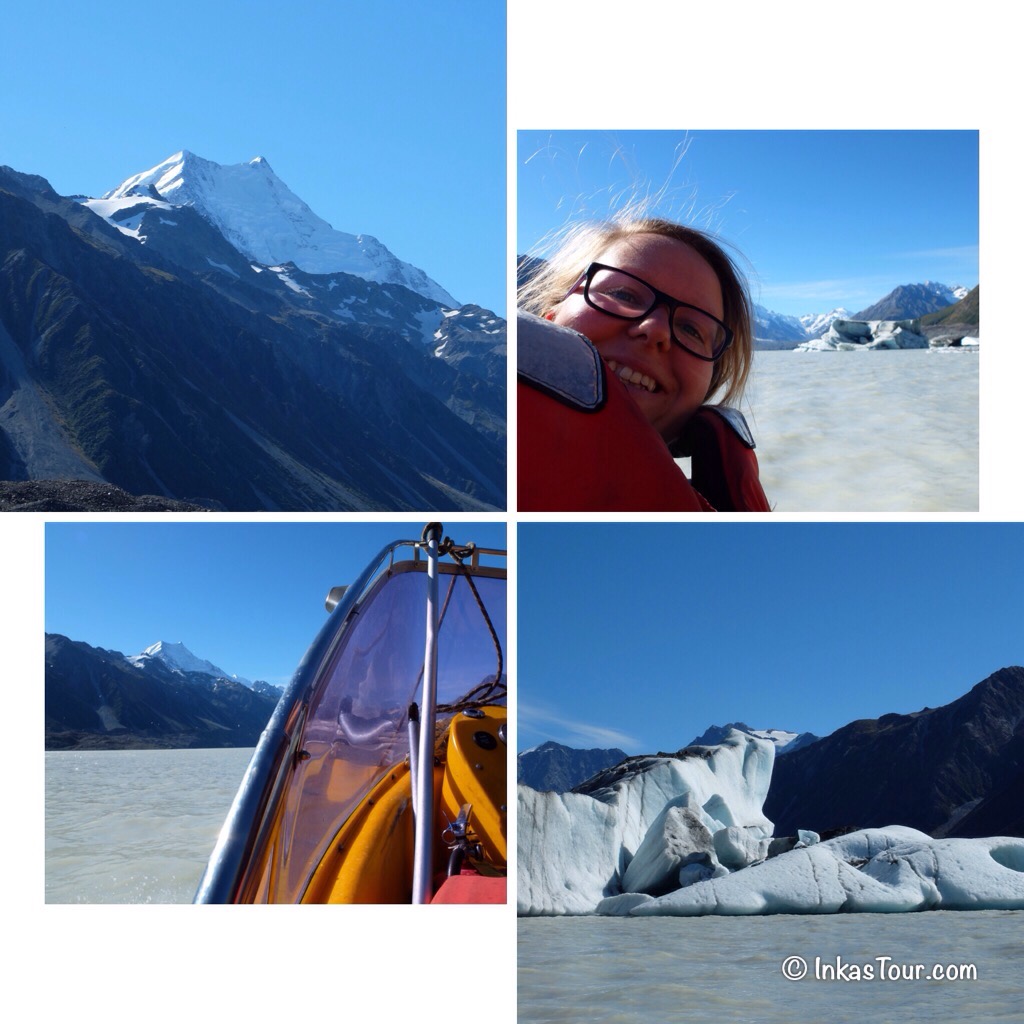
[517,312,770,513]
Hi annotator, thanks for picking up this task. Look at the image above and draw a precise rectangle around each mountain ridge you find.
[1,158,506,510]
[45,633,281,750]
[517,740,629,792]
[764,666,1024,838]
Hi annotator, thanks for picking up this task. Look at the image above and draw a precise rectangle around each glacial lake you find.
[519,911,1023,1023]
[45,746,254,903]
[726,348,978,512]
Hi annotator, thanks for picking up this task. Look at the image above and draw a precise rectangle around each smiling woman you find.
[518,216,770,512]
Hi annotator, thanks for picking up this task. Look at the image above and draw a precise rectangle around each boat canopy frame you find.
[194,529,506,904]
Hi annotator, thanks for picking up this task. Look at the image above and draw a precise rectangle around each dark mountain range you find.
[1,163,505,510]
[764,666,1024,838]
[45,633,280,750]
[853,282,962,321]
[517,740,628,792]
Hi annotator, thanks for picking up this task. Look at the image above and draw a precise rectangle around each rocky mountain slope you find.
[1,157,505,510]
[853,282,967,321]
[764,666,1024,838]
[919,284,979,345]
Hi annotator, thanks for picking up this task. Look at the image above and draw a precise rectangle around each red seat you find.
[431,873,506,904]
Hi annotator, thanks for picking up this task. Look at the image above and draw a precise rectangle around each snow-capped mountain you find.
[753,304,807,345]
[852,281,967,321]
[127,639,252,689]
[45,633,281,749]
[80,150,501,371]
[799,307,850,337]
[1,157,505,510]
[93,151,457,306]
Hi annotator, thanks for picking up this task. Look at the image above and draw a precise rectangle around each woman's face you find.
[549,234,721,443]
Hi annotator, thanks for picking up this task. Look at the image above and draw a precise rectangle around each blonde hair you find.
[519,216,754,406]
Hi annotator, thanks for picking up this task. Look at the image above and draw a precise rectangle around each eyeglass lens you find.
[586,266,725,358]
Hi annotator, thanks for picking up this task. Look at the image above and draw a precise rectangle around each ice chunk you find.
[621,805,713,895]
[629,831,1024,916]
[714,825,771,870]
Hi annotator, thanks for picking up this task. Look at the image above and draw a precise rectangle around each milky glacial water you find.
[45,747,253,903]
[738,349,978,512]
[519,911,1023,1023]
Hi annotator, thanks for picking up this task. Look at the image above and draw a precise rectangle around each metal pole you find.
[407,702,420,818]
[412,523,442,903]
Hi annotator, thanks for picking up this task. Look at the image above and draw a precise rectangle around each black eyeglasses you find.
[574,263,733,361]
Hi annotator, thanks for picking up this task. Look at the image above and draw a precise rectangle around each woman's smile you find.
[605,359,658,394]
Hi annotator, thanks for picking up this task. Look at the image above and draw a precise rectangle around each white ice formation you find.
[798,319,928,351]
[517,730,1024,916]
[517,732,775,915]
[625,830,1024,916]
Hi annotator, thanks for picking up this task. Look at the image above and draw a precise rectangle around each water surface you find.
[741,349,977,512]
[45,747,253,903]
[519,911,1022,1023]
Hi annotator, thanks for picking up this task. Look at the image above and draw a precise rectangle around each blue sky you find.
[45,520,507,688]
[1,1,506,316]
[518,522,1023,755]
[517,130,979,318]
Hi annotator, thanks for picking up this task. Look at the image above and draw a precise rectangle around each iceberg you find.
[518,730,1024,916]
[517,732,774,915]
[798,318,928,351]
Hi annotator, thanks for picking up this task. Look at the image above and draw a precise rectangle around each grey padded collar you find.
[517,311,606,412]
[705,405,756,448]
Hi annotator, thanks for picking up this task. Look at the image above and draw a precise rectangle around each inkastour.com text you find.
[780,955,978,982]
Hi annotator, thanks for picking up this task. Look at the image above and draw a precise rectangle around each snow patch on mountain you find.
[689,722,820,755]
